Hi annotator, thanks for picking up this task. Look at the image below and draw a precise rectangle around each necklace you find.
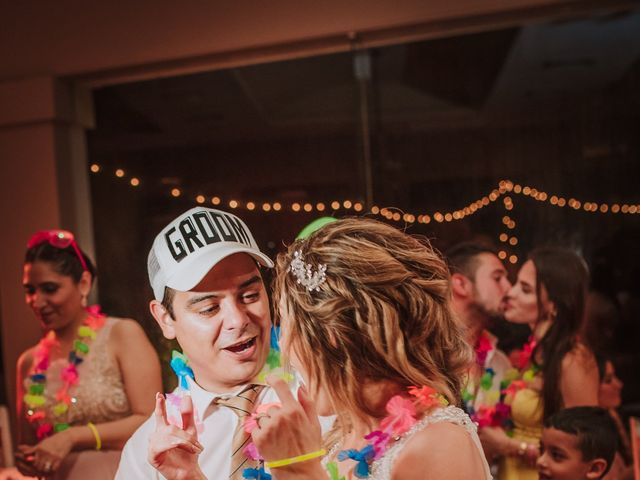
[23,305,106,439]
[241,386,449,480]
[463,332,540,430]
[462,331,500,426]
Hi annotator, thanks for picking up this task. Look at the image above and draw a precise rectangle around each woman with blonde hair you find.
[151,218,491,479]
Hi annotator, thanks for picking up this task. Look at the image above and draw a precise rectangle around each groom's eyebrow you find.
[187,294,217,307]
[239,276,261,289]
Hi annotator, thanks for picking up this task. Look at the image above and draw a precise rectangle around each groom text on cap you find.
[165,211,251,262]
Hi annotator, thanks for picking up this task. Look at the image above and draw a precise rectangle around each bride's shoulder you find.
[391,410,483,480]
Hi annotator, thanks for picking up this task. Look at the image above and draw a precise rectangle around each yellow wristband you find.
[87,422,101,451]
[265,448,326,469]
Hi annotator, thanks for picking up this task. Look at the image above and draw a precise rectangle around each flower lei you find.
[464,334,540,433]
[242,385,449,480]
[462,330,505,428]
[23,305,106,439]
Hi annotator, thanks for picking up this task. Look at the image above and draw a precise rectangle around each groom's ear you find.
[150,300,177,340]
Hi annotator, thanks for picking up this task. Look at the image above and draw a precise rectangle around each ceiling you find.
[87,8,640,208]
[89,8,640,150]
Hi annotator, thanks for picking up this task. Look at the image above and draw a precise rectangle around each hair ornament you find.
[289,250,327,292]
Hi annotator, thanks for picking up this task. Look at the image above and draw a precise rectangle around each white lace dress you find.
[326,406,493,480]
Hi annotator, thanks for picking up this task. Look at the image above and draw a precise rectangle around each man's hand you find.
[148,392,206,480]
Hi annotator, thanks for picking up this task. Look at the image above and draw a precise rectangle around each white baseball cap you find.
[147,207,274,301]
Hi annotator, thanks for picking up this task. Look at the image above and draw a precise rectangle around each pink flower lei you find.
[23,306,106,439]
[241,385,449,480]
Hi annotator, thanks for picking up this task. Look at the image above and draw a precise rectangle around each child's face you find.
[537,428,606,480]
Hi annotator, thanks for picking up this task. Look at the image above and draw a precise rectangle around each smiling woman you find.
[14,230,162,479]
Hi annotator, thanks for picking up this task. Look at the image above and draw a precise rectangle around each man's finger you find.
[180,394,197,436]
[266,374,297,408]
[154,392,169,428]
[149,433,203,458]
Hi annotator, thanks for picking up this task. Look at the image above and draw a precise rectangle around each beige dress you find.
[23,317,132,479]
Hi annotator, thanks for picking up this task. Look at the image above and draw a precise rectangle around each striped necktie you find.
[214,384,266,479]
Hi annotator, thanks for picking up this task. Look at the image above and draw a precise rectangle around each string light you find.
[89,166,639,225]
[499,193,519,263]
[263,203,271,212]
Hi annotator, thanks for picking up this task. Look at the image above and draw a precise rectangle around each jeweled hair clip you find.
[289,250,327,292]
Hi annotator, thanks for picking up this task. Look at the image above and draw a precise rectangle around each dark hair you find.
[445,242,499,279]
[162,286,176,318]
[544,406,617,477]
[594,352,608,381]
[25,242,97,283]
[530,247,589,418]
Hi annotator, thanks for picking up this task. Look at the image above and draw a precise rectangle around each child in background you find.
[537,406,618,480]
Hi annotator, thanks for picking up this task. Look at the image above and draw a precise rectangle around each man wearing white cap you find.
[116,207,278,479]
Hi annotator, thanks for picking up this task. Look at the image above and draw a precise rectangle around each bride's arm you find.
[392,422,489,480]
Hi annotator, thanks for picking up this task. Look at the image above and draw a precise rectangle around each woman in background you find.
[14,230,162,479]
[479,247,599,480]
[597,357,633,480]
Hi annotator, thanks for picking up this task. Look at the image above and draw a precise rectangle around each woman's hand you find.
[478,427,538,466]
[478,426,509,456]
[14,445,43,477]
[17,429,75,476]
[251,376,325,479]
[148,393,205,480]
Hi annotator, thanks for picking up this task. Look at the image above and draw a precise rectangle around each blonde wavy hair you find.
[274,218,473,429]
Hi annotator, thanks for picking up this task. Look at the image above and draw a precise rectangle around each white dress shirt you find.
[116,376,334,479]
[116,377,280,480]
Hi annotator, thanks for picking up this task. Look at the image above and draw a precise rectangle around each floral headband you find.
[27,230,88,272]
[289,250,327,292]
